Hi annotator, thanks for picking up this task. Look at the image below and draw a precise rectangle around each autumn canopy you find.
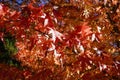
[0,0,120,80]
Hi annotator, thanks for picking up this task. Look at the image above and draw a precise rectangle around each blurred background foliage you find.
[0,33,21,67]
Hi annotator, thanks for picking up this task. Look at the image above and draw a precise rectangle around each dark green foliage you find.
[0,33,21,68]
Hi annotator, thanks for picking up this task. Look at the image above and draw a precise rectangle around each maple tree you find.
[0,0,120,80]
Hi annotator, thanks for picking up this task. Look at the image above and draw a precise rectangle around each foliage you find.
[0,33,21,67]
[0,0,120,79]
[0,63,32,80]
